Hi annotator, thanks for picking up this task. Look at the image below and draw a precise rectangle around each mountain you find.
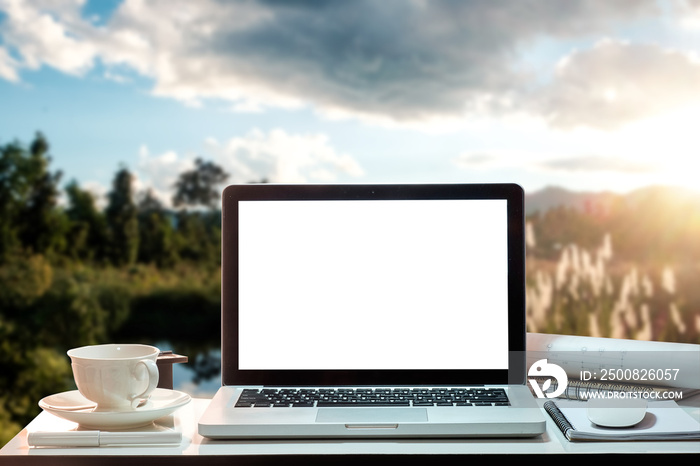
[524,185,700,216]
[524,185,700,263]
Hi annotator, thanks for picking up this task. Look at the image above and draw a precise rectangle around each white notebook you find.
[545,399,700,441]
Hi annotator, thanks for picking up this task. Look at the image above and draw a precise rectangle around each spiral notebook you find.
[544,399,700,442]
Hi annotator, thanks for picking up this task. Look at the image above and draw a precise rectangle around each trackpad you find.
[316,408,427,423]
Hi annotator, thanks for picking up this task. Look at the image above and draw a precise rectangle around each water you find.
[157,342,222,398]
[172,360,221,397]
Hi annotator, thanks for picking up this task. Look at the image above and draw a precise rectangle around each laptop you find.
[198,183,546,439]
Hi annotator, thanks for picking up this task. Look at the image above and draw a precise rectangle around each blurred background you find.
[2,0,699,446]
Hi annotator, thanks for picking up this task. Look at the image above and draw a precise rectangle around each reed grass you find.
[525,223,699,343]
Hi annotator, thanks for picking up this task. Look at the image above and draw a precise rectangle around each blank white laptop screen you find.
[237,199,509,372]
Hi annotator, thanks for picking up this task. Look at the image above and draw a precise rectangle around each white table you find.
[2,394,699,465]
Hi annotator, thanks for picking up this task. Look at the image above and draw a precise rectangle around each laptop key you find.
[317,401,411,407]
[234,387,511,408]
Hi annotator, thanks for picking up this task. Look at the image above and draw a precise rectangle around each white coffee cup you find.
[67,344,160,412]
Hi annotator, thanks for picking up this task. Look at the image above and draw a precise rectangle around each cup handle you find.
[130,359,159,409]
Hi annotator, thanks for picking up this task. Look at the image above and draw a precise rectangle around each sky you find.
[1,0,700,208]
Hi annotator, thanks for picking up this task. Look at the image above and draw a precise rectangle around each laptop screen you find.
[221,184,526,386]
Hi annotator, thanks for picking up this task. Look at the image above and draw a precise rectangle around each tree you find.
[137,189,177,267]
[172,210,220,264]
[0,141,24,259]
[0,133,67,260]
[19,133,67,256]
[64,180,109,262]
[172,158,228,210]
[104,167,139,266]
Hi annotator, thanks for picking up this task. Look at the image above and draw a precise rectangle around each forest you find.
[0,132,225,445]
[1,132,699,446]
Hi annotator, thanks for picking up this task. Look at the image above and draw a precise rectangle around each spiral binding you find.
[543,400,574,438]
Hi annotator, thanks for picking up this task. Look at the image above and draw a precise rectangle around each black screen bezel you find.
[221,183,526,387]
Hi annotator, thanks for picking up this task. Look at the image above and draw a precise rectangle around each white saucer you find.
[39,388,191,429]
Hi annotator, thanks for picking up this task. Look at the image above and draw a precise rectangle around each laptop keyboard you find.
[235,387,510,408]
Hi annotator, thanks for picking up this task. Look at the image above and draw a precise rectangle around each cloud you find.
[0,0,97,75]
[205,128,364,184]
[453,146,660,180]
[136,145,194,207]
[530,39,700,129]
[676,0,700,28]
[81,180,109,210]
[5,0,697,130]
[537,154,659,173]
[453,152,502,170]
[0,46,19,81]
[123,0,655,123]
[135,129,364,206]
